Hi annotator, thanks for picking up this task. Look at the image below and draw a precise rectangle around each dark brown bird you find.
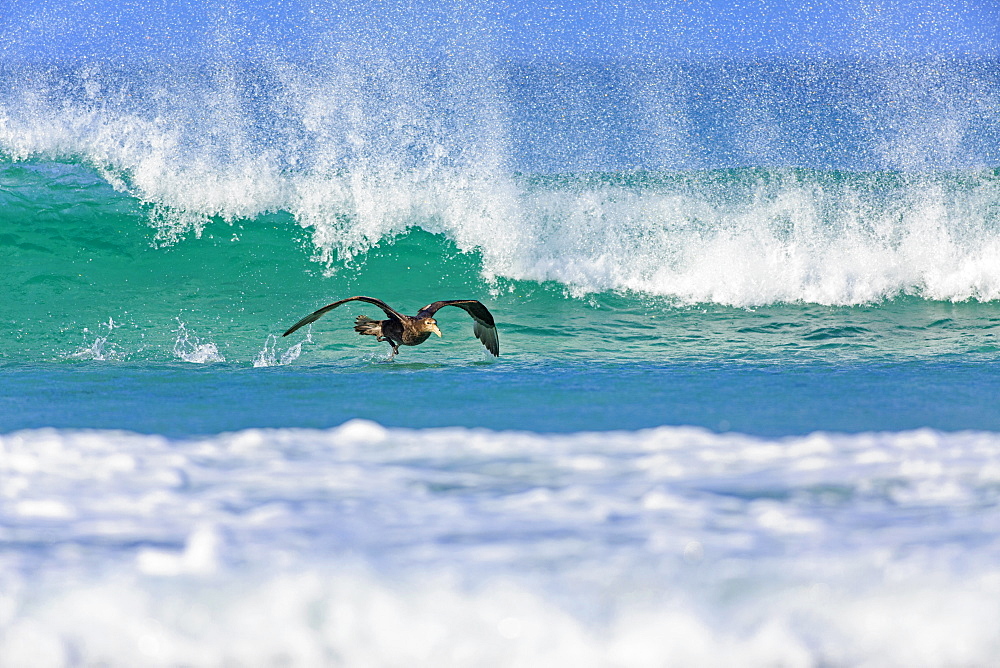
[282,296,499,358]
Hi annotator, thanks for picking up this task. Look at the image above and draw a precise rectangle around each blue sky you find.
[1,0,997,61]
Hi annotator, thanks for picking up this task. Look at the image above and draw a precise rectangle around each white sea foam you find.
[5,565,997,667]
[501,172,1000,305]
[65,319,125,361]
[172,321,225,363]
[253,333,309,368]
[1,423,1000,665]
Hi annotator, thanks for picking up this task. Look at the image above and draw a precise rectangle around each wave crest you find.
[2,57,999,306]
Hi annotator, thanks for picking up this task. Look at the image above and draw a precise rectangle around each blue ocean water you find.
[3,5,1000,664]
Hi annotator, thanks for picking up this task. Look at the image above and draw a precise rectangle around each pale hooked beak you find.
[430,324,442,337]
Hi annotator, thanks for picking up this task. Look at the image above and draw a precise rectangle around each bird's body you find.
[350,313,435,350]
[283,296,499,358]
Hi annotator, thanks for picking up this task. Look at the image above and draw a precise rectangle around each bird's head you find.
[423,318,442,337]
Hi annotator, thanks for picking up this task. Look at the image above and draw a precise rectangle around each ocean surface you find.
[2,31,1000,667]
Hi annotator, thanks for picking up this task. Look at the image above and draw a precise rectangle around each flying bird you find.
[282,296,499,358]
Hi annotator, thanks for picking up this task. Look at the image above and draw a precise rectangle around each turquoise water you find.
[3,51,1000,664]
[4,159,1000,439]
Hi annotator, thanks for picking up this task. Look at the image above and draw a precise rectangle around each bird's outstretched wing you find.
[417,300,499,356]
[283,296,405,337]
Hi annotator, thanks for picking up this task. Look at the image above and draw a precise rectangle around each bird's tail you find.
[353,315,381,336]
